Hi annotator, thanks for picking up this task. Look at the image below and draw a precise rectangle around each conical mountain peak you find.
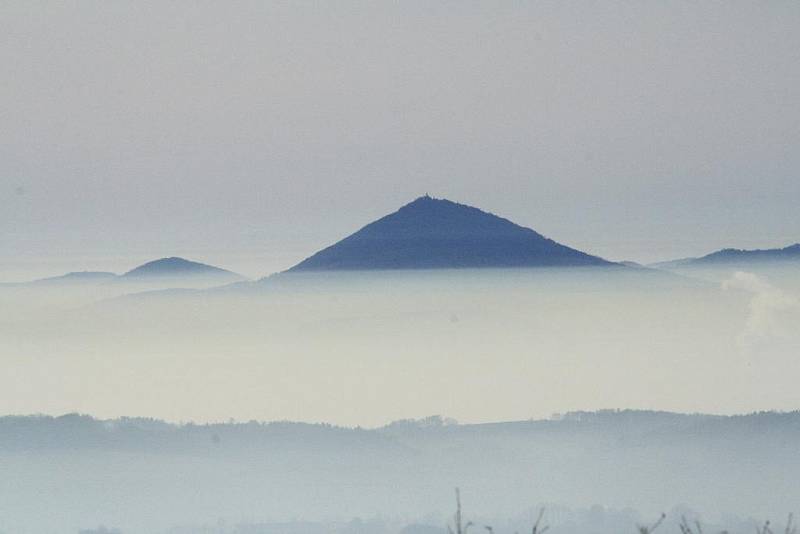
[288,197,613,271]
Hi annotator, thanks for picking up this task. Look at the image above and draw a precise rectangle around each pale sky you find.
[3,2,799,280]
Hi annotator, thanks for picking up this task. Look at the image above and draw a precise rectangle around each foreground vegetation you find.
[447,489,796,534]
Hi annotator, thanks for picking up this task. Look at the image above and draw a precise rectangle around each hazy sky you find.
[3,2,799,280]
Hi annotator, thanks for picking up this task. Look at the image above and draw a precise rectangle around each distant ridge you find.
[695,243,800,264]
[289,196,615,271]
[653,243,800,268]
[4,257,245,287]
[31,271,117,285]
[122,257,244,280]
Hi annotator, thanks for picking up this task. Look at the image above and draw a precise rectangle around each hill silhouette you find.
[289,196,614,271]
[121,257,243,280]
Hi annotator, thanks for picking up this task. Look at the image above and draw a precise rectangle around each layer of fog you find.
[2,266,799,425]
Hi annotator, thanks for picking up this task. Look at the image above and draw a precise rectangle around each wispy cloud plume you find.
[722,271,799,350]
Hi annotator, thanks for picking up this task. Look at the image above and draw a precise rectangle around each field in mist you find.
[2,410,800,533]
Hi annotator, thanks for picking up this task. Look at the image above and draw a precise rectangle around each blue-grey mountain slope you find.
[653,243,800,269]
[693,243,800,265]
[289,196,615,271]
